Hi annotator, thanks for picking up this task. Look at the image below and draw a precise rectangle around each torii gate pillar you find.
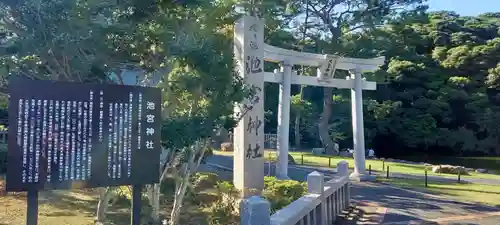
[348,69,371,181]
[276,61,292,179]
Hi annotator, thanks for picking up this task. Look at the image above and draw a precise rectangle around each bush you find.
[204,176,307,223]
[188,172,219,205]
[262,176,307,213]
[107,186,133,206]
[191,172,218,192]
[206,181,239,225]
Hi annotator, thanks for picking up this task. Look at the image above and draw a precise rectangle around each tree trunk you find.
[147,184,161,223]
[294,115,301,148]
[168,140,208,225]
[96,187,113,222]
[318,87,338,155]
[169,175,190,225]
[146,147,175,223]
[294,85,305,148]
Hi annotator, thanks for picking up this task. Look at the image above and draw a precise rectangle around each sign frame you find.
[7,78,162,192]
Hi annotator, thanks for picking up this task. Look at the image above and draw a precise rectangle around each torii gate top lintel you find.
[261,43,384,90]
[263,44,385,74]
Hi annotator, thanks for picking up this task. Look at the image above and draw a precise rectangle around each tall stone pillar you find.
[349,69,374,181]
[276,60,292,179]
[233,15,265,197]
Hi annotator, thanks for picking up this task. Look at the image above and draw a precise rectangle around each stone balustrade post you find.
[337,160,349,177]
[337,160,351,208]
[307,171,326,225]
[240,196,271,225]
[307,171,324,194]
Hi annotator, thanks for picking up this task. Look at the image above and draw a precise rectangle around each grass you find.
[0,176,224,225]
[215,149,500,208]
[377,177,500,207]
[0,188,116,225]
[214,150,500,180]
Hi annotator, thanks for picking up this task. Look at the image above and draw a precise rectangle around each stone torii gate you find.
[233,15,384,197]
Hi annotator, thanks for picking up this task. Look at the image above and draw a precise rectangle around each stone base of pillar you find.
[233,190,262,214]
[349,172,376,182]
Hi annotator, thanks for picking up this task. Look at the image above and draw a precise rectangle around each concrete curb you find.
[206,162,233,172]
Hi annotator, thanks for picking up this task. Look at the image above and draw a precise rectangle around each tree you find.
[280,0,427,155]
[1,1,255,225]
[0,0,120,85]
[290,94,314,146]
[342,10,500,156]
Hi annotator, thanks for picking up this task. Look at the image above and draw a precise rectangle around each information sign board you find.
[6,78,162,191]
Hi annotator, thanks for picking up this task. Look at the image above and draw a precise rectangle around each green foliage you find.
[206,181,239,225]
[262,176,307,213]
[0,0,122,83]
[109,186,134,206]
[335,10,500,156]
[191,172,218,192]
[205,177,307,220]
[0,0,498,188]
[291,94,312,117]
[256,5,500,156]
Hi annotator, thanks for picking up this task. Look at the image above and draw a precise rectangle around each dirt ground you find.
[0,178,215,225]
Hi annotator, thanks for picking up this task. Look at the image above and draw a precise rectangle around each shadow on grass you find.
[428,185,500,195]
[1,179,216,225]
[375,178,500,209]
[40,210,78,217]
[42,190,132,224]
[389,178,500,195]
[394,163,428,170]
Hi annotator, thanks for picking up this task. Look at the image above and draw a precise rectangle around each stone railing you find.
[241,161,351,225]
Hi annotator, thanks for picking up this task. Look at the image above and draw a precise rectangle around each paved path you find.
[203,155,500,225]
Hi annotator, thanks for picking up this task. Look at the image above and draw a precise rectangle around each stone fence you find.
[241,161,351,225]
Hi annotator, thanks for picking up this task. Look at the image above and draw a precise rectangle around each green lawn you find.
[269,151,500,180]
[213,150,500,180]
[377,177,500,207]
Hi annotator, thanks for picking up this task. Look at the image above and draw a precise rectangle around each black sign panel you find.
[6,78,162,192]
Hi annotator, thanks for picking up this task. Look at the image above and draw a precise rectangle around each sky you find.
[427,0,500,16]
